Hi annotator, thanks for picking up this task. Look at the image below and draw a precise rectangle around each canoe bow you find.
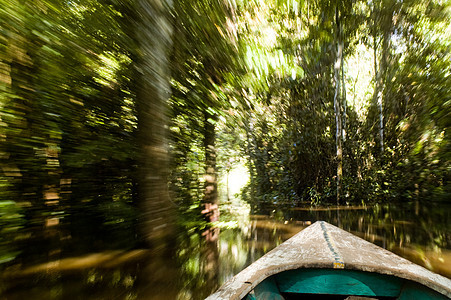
[206,221,451,299]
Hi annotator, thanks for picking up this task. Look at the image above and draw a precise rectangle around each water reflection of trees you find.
[260,202,451,278]
[175,202,450,299]
[1,202,449,299]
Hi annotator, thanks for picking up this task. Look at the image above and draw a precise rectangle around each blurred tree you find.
[133,0,176,250]
[0,0,139,262]
[170,0,241,223]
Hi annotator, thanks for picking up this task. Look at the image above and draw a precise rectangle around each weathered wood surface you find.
[206,221,451,300]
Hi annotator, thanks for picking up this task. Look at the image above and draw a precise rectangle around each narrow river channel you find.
[1,200,449,300]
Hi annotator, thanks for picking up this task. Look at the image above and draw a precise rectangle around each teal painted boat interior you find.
[245,269,450,300]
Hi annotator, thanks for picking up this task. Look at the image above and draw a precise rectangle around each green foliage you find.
[0,200,24,264]
[235,0,450,207]
[0,0,140,262]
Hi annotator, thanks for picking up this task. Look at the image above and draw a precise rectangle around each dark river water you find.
[1,201,450,299]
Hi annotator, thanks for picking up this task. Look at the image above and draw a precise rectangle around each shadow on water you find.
[0,201,450,299]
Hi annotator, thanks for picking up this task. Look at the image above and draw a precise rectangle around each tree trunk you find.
[245,116,257,210]
[379,14,392,155]
[202,111,219,222]
[372,35,380,148]
[341,18,347,200]
[334,7,343,204]
[134,0,175,251]
[374,40,385,154]
[341,47,347,142]
[372,1,391,155]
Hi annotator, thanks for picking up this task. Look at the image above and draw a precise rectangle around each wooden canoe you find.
[207,221,451,300]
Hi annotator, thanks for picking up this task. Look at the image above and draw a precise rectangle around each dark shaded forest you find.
[0,0,450,297]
